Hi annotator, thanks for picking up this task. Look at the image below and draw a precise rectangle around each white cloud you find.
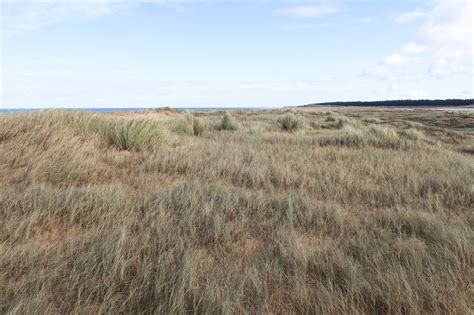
[423,0,472,44]
[2,1,341,37]
[1,1,131,36]
[402,42,425,54]
[383,53,407,66]
[366,0,472,96]
[1,0,204,37]
[362,65,392,81]
[275,5,338,18]
[430,58,449,76]
[393,9,427,23]
[353,17,373,24]
[281,24,314,31]
[422,0,473,78]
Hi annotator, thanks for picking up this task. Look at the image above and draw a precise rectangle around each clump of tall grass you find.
[402,128,424,142]
[318,125,413,150]
[218,112,240,131]
[174,113,208,136]
[336,118,348,129]
[277,113,306,131]
[97,119,164,151]
[325,114,337,122]
[367,125,399,140]
[364,125,411,149]
[318,125,365,147]
[247,126,263,135]
[406,121,424,129]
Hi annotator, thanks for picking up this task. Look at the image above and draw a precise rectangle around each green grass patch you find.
[97,119,164,151]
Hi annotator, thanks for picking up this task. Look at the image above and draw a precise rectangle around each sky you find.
[0,0,473,108]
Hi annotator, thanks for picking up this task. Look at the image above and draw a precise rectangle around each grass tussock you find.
[316,124,416,149]
[0,108,473,314]
[325,113,337,122]
[174,113,208,136]
[402,128,424,141]
[218,112,240,131]
[277,113,306,131]
[96,119,165,151]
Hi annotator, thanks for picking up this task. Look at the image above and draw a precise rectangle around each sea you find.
[0,107,273,115]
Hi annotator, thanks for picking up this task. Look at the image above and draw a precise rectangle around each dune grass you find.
[218,112,240,131]
[0,108,473,314]
[174,112,208,136]
[95,119,165,151]
[277,113,307,131]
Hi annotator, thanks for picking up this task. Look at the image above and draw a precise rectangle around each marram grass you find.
[0,108,473,314]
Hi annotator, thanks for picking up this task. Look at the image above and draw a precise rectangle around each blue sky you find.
[1,0,472,108]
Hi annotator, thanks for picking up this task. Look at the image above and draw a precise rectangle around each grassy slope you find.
[1,108,473,314]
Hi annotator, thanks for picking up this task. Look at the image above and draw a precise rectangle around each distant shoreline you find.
[2,100,473,115]
[0,107,274,115]
[300,99,473,108]
[296,105,474,113]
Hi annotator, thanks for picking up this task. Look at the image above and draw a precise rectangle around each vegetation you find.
[1,108,473,314]
[174,112,207,136]
[277,113,306,131]
[304,98,474,107]
[96,119,165,151]
[402,128,424,142]
[218,112,240,131]
[325,114,337,122]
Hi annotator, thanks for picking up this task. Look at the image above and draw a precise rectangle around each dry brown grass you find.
[1,108,473,314]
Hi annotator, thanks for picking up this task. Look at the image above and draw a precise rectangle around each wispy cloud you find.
[423,0,472,78]
[401,42,425,54]
[275,5,339,18]
[383,53,407,67]
[280,23,314,31]
[362,65,392,81]
[1,0,199,37]
[352,17,373,24]
[393,9,427,23]
[1,1,132,36]
[364,0,473,97]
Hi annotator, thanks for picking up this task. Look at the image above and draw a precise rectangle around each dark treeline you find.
[303,99,473,107]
